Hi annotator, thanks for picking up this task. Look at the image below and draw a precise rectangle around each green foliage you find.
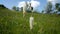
[42,10,44,13]
[20,7,23,11]
[55,3,60,11]
[45,2,52,13]
[0,8,60,34]
[0,4,6,8]
[12,6,16,11]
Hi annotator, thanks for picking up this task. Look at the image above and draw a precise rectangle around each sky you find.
[0,0,60,12]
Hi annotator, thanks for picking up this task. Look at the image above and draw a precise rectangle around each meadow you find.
[0,8,60,34]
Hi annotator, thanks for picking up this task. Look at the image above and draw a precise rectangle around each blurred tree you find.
[12,6,16,11]
[0,4,6,8]
[20,7,23,11]
[55,3,60,11]
[55,3,60,15]
[42,10,44,13]
[45,2,52,14]
[16,7,19,11]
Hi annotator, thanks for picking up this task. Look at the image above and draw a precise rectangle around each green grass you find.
[0,8,60,34]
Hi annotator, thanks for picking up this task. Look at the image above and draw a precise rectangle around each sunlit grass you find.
[0,8,60,34]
